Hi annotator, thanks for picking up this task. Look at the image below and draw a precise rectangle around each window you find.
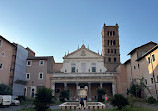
[113,31,115,36]
[39,60,44,66]
[148,57,150,63]
[114,58,117,62]
[92,63,96,72]
[24,87,27,96]
[38,72,43,80]
[108,58,111,62]
[111,49,113,53]
[0,63,2,69]
[114,49,116,54]
[0,40,1,46]
[138,64,140,69]
[152,54,155,62]
[145,79,147,85]
[134,66,136,69]
[108,49,110,54]
[111,40,112,45]
[113,40,116,45]
[71,64,76,73]
[26,73,30,80]
[107,31,109,36]
[27,60,32,66]
[108,40,110,45]
[31,87,36,98]
[1,52,5,57]
[110,31,112,36]
[151,78,154,84]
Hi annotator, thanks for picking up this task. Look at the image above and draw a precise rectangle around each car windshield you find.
[12,96,18,100]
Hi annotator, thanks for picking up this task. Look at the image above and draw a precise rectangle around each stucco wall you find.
[0,38,15,85]
[138,48,158,98]
[116,64,128,95]
[26,59,48,87]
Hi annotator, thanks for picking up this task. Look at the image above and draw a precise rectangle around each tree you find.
[138,76,152,98]
[110,94,128,110]
[127,84,141,97]
[127,76,152,98]
[0,84,12,95]
[97,88,106,102]
[34,88,53,111]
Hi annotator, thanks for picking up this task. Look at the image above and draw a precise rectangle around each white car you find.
[0,95,12,106]
[11,96,20,106]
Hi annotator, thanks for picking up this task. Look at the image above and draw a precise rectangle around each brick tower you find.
[102,23,120,71]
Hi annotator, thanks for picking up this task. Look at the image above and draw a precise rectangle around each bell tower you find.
[102,23,120,71]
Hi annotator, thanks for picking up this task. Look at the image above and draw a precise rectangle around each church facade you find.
[51,44,116,101]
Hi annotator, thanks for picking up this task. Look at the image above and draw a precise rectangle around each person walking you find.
[80,97,84,111]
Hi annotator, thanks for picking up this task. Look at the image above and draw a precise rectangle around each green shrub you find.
[127,84,141,98]
[127,94,136,107]
[0,84,12,95]
[59,90,69,102]
[97,88,106,102]
[34,88,53,111]
[147,96,157,104]
[110,94,128,110]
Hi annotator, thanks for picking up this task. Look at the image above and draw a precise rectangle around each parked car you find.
[11,96,20,105]
[0,95,12,106]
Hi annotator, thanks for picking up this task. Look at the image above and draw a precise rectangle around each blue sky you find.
[0,0,158,63]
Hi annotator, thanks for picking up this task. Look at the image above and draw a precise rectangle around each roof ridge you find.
[128,41,157,55]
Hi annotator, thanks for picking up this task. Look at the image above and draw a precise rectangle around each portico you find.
[51,72,117,101]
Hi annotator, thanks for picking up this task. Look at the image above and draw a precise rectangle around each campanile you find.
[102,23,120,71]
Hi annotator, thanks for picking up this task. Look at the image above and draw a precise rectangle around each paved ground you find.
[3,102,158,111]
[0,104,33,111]
[134,102,158,110]
[0,103,113,111]
[0,105,25,111]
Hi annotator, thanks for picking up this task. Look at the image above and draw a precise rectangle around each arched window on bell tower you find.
[113,40,116,45]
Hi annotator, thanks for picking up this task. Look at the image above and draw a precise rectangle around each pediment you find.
[63,45,103,59]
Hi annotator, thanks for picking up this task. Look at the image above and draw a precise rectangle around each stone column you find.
[112,83,115,96]
[100,82,103,88]
[52,83,55,96]
[64,82,67,90]
[88,82,91,101]
[76,82,79,101]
